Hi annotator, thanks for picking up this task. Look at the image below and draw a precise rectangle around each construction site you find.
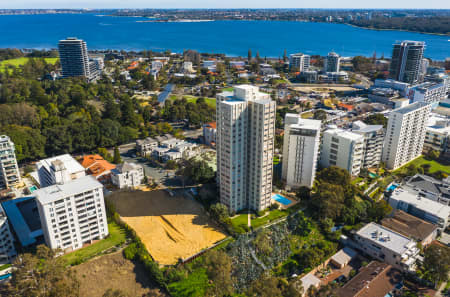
[107,189,226,265]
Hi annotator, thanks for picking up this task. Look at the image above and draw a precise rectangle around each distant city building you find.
[382,102,431,170]
[324,52,341,73]
[388,187,450,229]
[320,71,348,83]
[0,204,17,262]
[389,41,425,84]
[183,61,194,73]
[353,222,419,271]
[35,154,86,188]
[320,127,364,176]
[299,70,318,83]
[282,114,321,189]
[217,85,276,212]
[374,79,410,96]
[111,162,144,189]
[0,135,21,189]
[203,122,217,146]
[58,37,100,82]
[351,121,384,169]
[35,175,108,252]
[289,53,310,72]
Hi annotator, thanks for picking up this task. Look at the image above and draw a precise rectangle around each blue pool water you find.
[29,185,37,193]
[387,184,399,192]
[272,194,292,206]
[0,273,11,280]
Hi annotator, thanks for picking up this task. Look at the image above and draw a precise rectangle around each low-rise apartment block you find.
[388,187,450,229]
[203,122,217,146]
[34,175,108,252]
[353,222,419,271]
[402,174,450,205]
[406,81,447,105]
[381,210,438,247]
[136,137,159,156]
[320,127,364,176]
[424,114,450,157]
[111,162,144,189]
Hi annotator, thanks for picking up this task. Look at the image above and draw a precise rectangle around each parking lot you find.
[120,150,182,187]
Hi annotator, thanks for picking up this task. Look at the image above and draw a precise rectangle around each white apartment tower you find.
[351,121,385,169]
[324,52,341,73]
[0,204,17,262]
[35,175,109,252]
[282,114,321,189]
[217,85,276,212]
[382,102,431,170]
[0,135,21,189]
[320,128,364,176]
[289,53,311,72]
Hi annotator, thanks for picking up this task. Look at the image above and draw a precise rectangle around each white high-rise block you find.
[382,102,431,170]
[216,85,276,212]
[320,128,364,176]
[282,114,321,189]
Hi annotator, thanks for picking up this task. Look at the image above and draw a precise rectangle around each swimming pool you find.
[386,183,399,192]
[29,185,38,193]
[272,194,292,206]
[0,273,11,280]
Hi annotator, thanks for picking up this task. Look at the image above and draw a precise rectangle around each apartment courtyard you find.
[107,190,226,265]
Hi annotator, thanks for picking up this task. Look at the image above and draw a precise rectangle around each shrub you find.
[123,243,139,260]
[257,210,265,217]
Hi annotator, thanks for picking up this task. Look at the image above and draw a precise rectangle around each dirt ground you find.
[107,190,226,265]
[73,251,165,297]
[292,86,357,94]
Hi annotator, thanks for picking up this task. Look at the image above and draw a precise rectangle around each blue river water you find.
[0,13,448,59]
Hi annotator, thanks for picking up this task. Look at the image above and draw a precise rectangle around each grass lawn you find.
[221,87,234,92]
[0,263,11,271]
[62,222,127,266]
[0,57,59,73]
[230,213,249,232]
[168,95,216,108]
[394,156,450,175]
[252,209,288,229]
[231,205,301,233]
[168,268,210,297]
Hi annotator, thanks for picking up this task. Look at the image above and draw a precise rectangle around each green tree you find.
[209,203,229,224]
[204,250,234,297]
[3,245,79,297]
[113,147,122,164]
[420,245,450,287]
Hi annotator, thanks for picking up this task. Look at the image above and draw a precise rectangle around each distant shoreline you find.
[346,23,450,37]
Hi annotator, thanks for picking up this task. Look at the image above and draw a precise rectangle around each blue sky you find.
[2,0,449,9]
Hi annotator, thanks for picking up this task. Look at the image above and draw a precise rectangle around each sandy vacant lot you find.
[107,190,226,265]
[74,251,165,297]
[293,86,357,93]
